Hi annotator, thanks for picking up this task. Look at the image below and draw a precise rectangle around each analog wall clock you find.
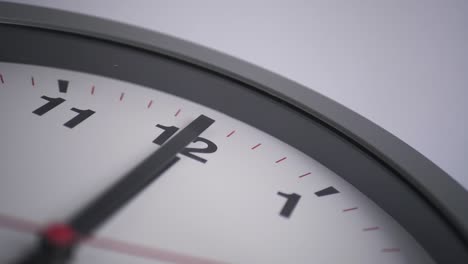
[0,2,467,264]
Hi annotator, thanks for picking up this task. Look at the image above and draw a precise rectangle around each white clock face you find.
[0,62,434,263]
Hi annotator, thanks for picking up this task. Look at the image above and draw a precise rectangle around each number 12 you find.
[153,124,218,163]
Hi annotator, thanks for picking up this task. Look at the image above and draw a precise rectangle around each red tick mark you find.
[382,248,400,253]
[275,157,287,163]
[91,85,95,95]
[0,74,4,84]
[299,172,311,178]
[86,236,225,264]
[342,207,358,212]
[174,109,181,117]
[226,130,235,138]
[0,213,39,233]
[363,226,379,231]
[31,77,35,86]
[119,92,125,101]
[147,100,153,109]
[251,143,261,150]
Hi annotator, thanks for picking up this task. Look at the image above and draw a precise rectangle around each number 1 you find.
[153,124,179,145]
[32,96,65,116]
[64,108,95,128]
[277,192,301,218]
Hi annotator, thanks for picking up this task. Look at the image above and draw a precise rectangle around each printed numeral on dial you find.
[153,124,218,163]
[33,96,95,128]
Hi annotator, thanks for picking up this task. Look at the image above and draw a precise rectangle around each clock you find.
[0,2,467,264]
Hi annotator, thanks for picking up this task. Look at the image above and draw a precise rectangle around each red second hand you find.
[0,213,225,264]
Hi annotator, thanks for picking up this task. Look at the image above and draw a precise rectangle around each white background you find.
[5,0,468,189]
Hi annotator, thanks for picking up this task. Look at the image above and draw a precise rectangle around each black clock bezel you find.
[0,2,467,263]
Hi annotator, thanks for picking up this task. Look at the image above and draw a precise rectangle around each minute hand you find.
[15,114,215,264]
[70,114,215,235]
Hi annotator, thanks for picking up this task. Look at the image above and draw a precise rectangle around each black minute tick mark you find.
[58,80,69,93]
[315,186,339,197]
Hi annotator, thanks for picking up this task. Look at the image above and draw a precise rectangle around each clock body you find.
[0,2,467,264]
